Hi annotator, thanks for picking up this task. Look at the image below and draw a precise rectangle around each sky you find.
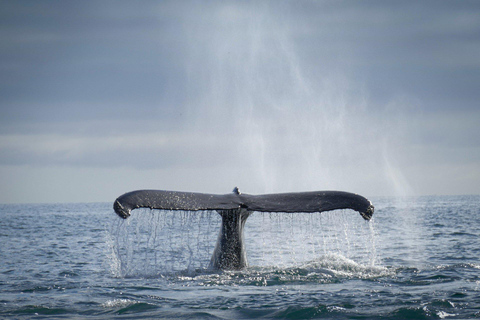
[1,0,479,204]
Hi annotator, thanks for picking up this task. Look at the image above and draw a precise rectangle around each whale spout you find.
[113,188,374,270]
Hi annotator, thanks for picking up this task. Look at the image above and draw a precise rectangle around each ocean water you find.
[1,195,479,319]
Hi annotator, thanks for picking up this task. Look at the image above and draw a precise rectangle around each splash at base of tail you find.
[113,188,374,270]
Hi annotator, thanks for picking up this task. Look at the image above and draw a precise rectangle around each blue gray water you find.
[1,195,479,319]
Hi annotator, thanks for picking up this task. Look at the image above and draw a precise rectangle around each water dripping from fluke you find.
[112,188,374,272]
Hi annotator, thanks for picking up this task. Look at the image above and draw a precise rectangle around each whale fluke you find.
[114,189,373,220]
[113,188,374,270]
[113,189,242,219]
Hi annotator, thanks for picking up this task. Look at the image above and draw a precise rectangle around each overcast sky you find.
[1,0,479,203]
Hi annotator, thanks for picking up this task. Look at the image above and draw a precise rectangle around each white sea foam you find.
[101,298,136,308]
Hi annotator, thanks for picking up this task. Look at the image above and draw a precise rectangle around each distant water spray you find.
[184,2,408,196]
[108,210,378,277]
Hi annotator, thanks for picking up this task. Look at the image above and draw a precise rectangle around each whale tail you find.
[113,188,374,220]
[113,188,374,270]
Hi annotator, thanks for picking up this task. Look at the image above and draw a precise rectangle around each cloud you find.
[0,0,479,202]
[0,131,243,170]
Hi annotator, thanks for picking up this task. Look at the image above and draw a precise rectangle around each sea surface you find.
[1,195,479,319]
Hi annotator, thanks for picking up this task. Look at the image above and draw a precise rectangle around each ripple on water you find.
[12,305,70,315]
[162,254,396,290]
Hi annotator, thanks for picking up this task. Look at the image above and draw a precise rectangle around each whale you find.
[113,187,374,270]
